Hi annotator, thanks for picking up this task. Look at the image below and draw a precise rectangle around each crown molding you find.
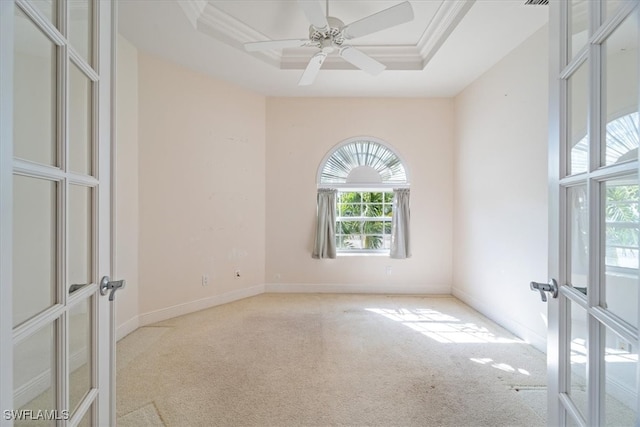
[417,0,475,68]
[177,0,207,29]
[178,0,474,71]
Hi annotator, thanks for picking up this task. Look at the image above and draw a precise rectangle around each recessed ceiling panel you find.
[210,0,443,46]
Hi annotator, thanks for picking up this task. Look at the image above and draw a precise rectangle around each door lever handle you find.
[530,279,558,302]
[100,276,126,301]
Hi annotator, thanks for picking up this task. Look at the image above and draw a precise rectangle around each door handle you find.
[100,276,125,301]
[530,279,558,302]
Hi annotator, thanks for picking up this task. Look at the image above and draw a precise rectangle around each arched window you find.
[317,138,409,187]
[571,111,639,172]
[313,137,410,258]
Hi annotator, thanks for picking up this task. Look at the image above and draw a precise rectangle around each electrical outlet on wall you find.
[202,275,209,286]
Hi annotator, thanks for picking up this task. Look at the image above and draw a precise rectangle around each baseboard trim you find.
[264,283,451,295]
[14,348,88,408]
[452,286,547,353]
[139,284,265,326]
[116,315,140,341]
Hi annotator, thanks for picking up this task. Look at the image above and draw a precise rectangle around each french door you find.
[548,0,640,425]
[0,0,114,426]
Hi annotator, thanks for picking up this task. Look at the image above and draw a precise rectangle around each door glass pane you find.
[569,0,589,60]
[604,326,638,426]
[566,413,581,427]
[569,301,588,418]
[68,0,92,66]
[69,63,92,175]
[69,298,92,414]
[76,404,93,427]
[13,323,56,427]
[13,175,57,327]
[14,7,57,167]
[603,178,638,325]
[568,185,589,291]
[31,0,58,26]
[605,0,632,21]
[68,185,92,289]
[603,13,638,166]
[569,61,589,175]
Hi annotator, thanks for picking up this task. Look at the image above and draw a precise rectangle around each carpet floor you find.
[116,294,548,426]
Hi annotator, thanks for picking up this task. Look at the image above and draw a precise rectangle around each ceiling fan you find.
[244,0,414,86]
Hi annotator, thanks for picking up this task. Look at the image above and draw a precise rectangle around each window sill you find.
[337,252,390,257]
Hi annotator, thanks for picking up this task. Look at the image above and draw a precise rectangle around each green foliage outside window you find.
[605,184,639,269]
[336,191,393,251]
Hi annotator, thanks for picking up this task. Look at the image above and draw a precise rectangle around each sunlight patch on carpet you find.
[470,357,531,376]
[366,308,523,344]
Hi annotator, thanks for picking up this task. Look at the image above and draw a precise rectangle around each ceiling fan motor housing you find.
[309,16,345,46]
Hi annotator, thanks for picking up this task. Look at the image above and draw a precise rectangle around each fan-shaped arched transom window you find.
[318,138,409,187]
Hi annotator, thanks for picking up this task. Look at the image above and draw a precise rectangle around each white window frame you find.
[335,189,394,255]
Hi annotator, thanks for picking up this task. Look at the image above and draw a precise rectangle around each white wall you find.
[453,25,550,351]
[137,53,266,323]
[115,35,140,340]
[265,98,454,293]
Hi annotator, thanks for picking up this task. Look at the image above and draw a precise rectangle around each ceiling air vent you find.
[525,0,549,4]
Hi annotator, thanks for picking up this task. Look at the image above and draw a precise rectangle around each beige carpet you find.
[116,294,548,426]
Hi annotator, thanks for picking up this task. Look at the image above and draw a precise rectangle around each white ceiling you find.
[118,0,549,97]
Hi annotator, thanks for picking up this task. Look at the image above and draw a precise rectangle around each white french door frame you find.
[548,0,640,425]
[0,0,16,424]
[0,0,115,425]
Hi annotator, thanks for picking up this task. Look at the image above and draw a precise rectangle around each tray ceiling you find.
[118,0,549,97]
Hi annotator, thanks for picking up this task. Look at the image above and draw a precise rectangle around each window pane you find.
[363,235,384,250]
[340,204,361,217]
[68,185,92,289]
[605,0,632,21]
[569,0,589,60]
[13,175,57,327]
[568,185,588,292]
[363,221,384,233]
[69,63,93,175]
[31,0,58,27]
[364,204,383,217]
[69,298,92,414]
[603,178,638,326]
[14,323,56,427]
[76,404,93,427]
[336,191,393,252]
[604,327,637,426]
[384,222,392,234]
[68,0,93,66]
[569,302,588,418]
[14,7,57,167]
[569,61,589,175]
[603,13,638,166]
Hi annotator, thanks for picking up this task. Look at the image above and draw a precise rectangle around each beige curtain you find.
[312,189,337,259]
[390,188,411,259]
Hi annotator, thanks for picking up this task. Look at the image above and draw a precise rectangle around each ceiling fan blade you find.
[339,46,386,76]
[298,0,329,30]
[342,1,414,40]
[244,39,310,52]
[298,52,327,86]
